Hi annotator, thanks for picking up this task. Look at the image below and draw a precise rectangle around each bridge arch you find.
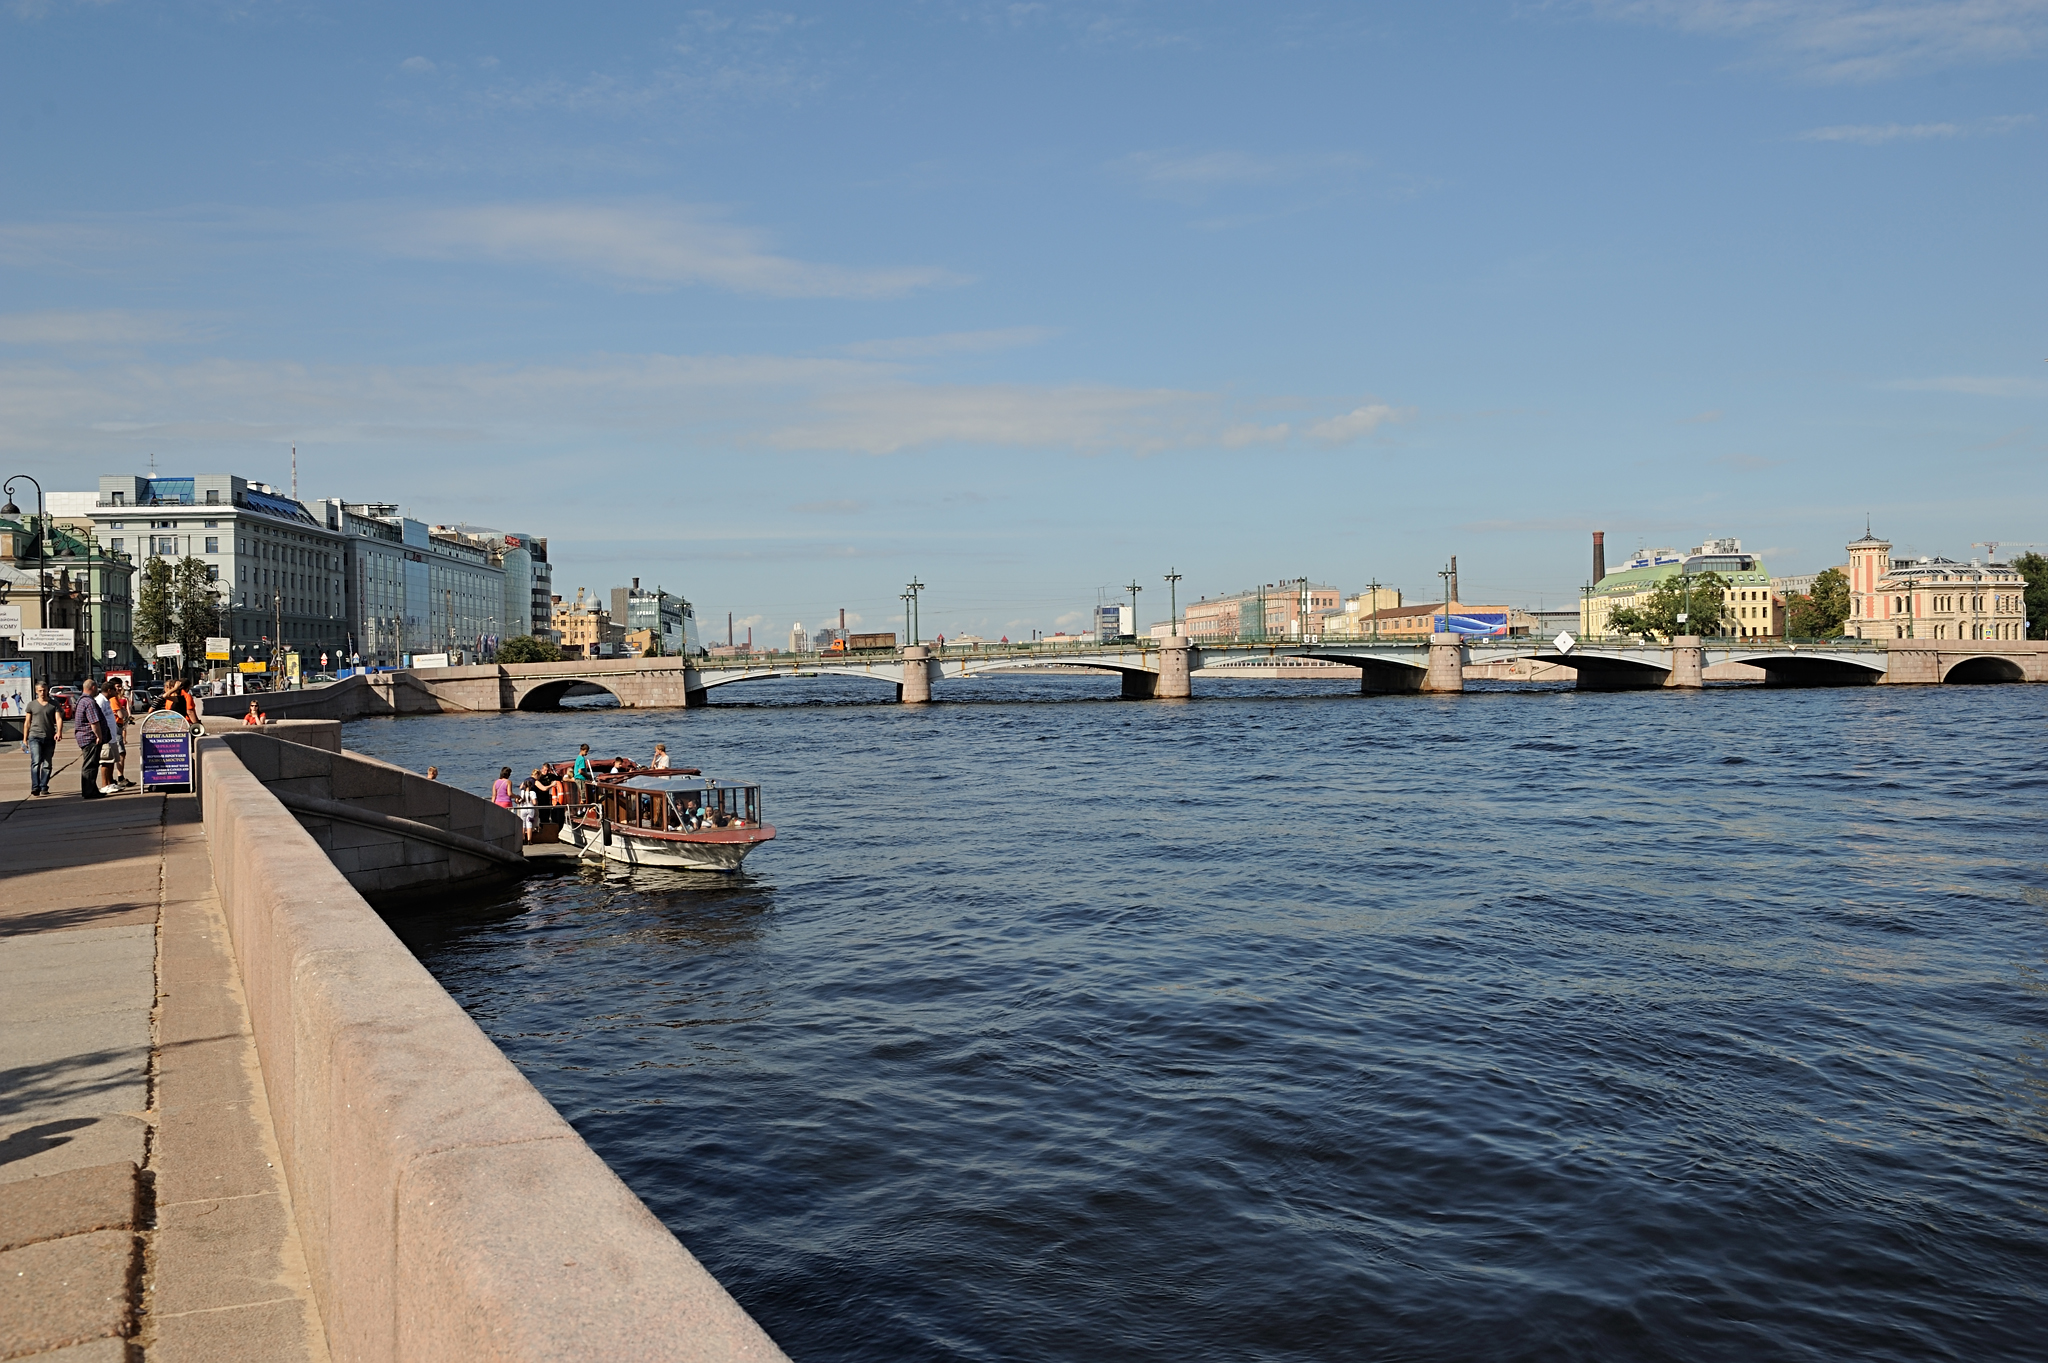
[1742,654,1885,688]
[1942,655,2026,684]
[514,678,622,710]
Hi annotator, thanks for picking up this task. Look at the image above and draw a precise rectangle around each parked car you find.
[49,685,79,720]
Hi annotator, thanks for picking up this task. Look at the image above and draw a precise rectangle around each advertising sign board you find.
[139,708,195,791]
[22,628,74,651]
[0,605,19,639]
[105,669,134,696]
[285,652,302,686]
[239,660,269,673]
[1433,612,1511,637]
[412,652,451,670]
[156,642,184,658]
[205,636,231,660]
[0,659,29,727]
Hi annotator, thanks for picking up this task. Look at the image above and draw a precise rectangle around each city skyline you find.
[3,2,2043,642]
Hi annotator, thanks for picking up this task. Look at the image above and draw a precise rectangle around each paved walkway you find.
[0,745,327,1361]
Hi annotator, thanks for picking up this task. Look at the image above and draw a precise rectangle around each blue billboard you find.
[1434,612,1510,636]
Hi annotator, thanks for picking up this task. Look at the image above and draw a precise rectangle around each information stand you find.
[139,709,196,792]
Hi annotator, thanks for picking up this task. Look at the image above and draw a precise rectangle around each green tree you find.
[494,634,563,664]
[1784,567,1852,639]
[2016,552,2048,640]
[133,556,223,677]
[1606,570,1730,640]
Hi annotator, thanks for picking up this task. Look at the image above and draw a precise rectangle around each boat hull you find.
[568,820,769,872]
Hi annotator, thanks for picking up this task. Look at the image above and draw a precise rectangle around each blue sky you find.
[3,1,2043,639]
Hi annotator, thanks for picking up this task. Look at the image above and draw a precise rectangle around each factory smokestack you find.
[1592,531,1606,583]
[839,607,846,632]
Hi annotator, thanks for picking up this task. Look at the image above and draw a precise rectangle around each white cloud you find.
[1797,113,2032,142]
[1306,403,1405,445]
[0,310,197,346]
[1220,422,1291,447]
[0,342,1412,460]
[840,327,1056,359]
[384,203,964,299]
[399,56,437,75]
[765,383,1211,454]
[1573,1,2048,81]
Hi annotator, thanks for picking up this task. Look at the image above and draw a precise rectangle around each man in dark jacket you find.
[74,678,114,798]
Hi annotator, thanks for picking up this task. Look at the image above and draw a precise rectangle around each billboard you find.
[0,660,28,724]
[1434,612,1511,637]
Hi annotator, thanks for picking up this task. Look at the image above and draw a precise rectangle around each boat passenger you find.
[515,778,539,842]
[650,743,670,769]
[492,767,514,809]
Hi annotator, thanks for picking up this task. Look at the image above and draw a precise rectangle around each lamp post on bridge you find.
[1437,563,1455,635]
[1124,580,1142,639]
[1164,568,1181,637]
[901,591,914,647]
[905,575,925,646]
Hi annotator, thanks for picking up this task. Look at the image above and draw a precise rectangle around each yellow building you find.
[1582,538,1780,639]
[549,588,622,659]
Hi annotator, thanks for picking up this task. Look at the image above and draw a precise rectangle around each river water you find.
[344,675,2048,1362]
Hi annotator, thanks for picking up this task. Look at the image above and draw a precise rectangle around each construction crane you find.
[1974,542,2043,562]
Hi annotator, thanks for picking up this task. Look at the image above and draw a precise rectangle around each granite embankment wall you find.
[198,734,790,1362]
[216,730,524,898]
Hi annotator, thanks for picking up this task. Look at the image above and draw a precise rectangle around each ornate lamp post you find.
[2,476,48,684]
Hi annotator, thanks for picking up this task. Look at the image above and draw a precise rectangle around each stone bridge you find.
[200,634,2047,720]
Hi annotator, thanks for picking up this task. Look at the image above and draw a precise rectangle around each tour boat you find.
[545,759,775,873]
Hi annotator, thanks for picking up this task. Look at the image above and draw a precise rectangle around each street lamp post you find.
[1124,580,1142,639]
[2,476,49,686]
[1164,568,1182,637]
[906,576,925,646]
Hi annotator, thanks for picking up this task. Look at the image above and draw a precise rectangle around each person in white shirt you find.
[649,743,671,770]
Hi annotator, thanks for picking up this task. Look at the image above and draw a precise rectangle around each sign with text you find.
[411,652,451,670]
[22,629,74,651]
[155,642,183,658]
[239,661,268,673]
[139,708,194,791]
[0,605,19,639]
[205,636,231,660]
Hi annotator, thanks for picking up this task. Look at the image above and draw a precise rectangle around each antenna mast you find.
[291,445,298,502]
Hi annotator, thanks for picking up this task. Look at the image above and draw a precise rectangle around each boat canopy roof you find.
[617,774,713,794]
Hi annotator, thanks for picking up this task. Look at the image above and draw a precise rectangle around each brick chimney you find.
[1592,531,1606,583]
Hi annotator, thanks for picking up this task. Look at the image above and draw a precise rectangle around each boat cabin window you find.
[598,781,761,830]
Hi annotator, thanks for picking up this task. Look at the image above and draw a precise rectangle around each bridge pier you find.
[1155,637,1191,699]
[1120,670,1157,699]
[1423,634,1466,693]
[1664,636,1703,689]
[900,646,933,704]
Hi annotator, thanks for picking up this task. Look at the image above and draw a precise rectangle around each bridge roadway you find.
[341,632,2043,714]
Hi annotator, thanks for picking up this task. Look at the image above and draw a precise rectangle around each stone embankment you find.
[1,729,790,1361]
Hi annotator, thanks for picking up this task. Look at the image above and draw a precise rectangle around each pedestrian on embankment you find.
[103,679,134,789]
[492,767,514,809]
[161,679,198,723]
[24,680,62,797]
[74,679,115,798]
